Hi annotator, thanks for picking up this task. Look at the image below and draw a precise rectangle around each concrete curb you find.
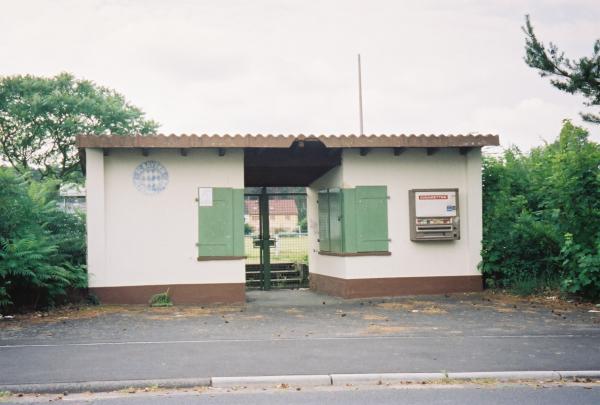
[1,371,599,394]
[212,375,331,388]
[331,371,600,386]
[558,371,600,379]
[0,377,210,394]
[332,373,445,385]
[449,371,561,381]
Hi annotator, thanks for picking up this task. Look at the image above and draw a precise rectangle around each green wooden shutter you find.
[198,187,244,257]
[341,188,357,253]
[318,189,331,252]
[231,189,244,256]
[328,188,343,253]
[355,186,389,252]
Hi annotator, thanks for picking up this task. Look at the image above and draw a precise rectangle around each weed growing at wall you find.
[149,289,173,307]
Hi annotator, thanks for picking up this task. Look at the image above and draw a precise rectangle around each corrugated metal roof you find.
[77,133,499,148]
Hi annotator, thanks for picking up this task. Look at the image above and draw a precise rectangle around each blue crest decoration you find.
[133,160,169,195]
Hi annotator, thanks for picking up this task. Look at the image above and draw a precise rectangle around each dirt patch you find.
[363,314,389,321]
[238,315,265,320]
[480,290,596,312]
[493,306,517,313]
[377,302,448,314]
[363,324,416,334]
[137,306,242,320]
[0,304,244,327]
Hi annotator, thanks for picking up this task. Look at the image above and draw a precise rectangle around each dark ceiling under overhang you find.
[244,140,341,187]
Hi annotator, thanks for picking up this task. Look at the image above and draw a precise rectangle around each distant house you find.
[59,183,86,213]
[245,199,299,234]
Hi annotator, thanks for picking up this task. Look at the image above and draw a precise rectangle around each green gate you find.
[244,187,309,290]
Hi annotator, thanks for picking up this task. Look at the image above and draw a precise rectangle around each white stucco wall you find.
[307,166,347,279]
[87,146,482,287]
[308,148,482,280]
[86,148,245,288]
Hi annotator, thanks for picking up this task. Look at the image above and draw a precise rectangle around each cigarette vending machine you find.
[409,188,460,241]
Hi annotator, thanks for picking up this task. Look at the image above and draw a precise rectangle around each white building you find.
[78,133,498,304]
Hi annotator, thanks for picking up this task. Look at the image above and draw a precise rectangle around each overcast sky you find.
[1,0,598,150]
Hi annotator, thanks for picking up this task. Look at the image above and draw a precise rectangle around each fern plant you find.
[0,168,87,310]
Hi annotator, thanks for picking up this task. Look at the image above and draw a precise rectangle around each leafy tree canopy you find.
[0,73,159,179]
[523,15,600,124]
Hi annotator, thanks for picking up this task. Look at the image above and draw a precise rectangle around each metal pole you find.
[259,187,271,290]
[358,54,364,136]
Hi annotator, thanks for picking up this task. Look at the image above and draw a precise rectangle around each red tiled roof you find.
[245,199,298,215]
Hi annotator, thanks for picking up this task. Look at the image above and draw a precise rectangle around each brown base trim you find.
[197,256,246,261]
[89,283,245,305]
[318,251,392,257]
[310,273,482,299]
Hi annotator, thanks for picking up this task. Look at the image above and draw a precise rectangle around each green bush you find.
[0,168,87,310]
[560,233,600,298]
[298,217,307,233]
[481,121,600,299]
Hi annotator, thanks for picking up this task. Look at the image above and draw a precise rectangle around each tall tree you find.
[0,73,159,178]
[523,15,600,124]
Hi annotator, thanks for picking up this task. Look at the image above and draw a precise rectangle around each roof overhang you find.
[76,134,499,149]
[77,134,499,186]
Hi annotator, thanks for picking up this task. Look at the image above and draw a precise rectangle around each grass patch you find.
[508,276,561,297]
[245,235,307,264]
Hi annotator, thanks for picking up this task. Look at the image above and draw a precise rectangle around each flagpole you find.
[358,54,364,136]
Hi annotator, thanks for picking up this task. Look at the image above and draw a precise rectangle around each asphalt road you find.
[1,334,600,385]
[4,385,600,405]
[1,290,599,386]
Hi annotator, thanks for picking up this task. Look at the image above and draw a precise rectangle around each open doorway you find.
[242,140,342,292]
[244,187,308,290]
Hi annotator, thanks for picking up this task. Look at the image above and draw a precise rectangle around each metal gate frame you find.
[245,187,308,290]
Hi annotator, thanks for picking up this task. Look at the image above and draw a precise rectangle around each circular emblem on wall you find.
[133,160,169,195]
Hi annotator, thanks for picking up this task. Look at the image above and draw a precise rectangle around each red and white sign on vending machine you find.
[414,190,457,218]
